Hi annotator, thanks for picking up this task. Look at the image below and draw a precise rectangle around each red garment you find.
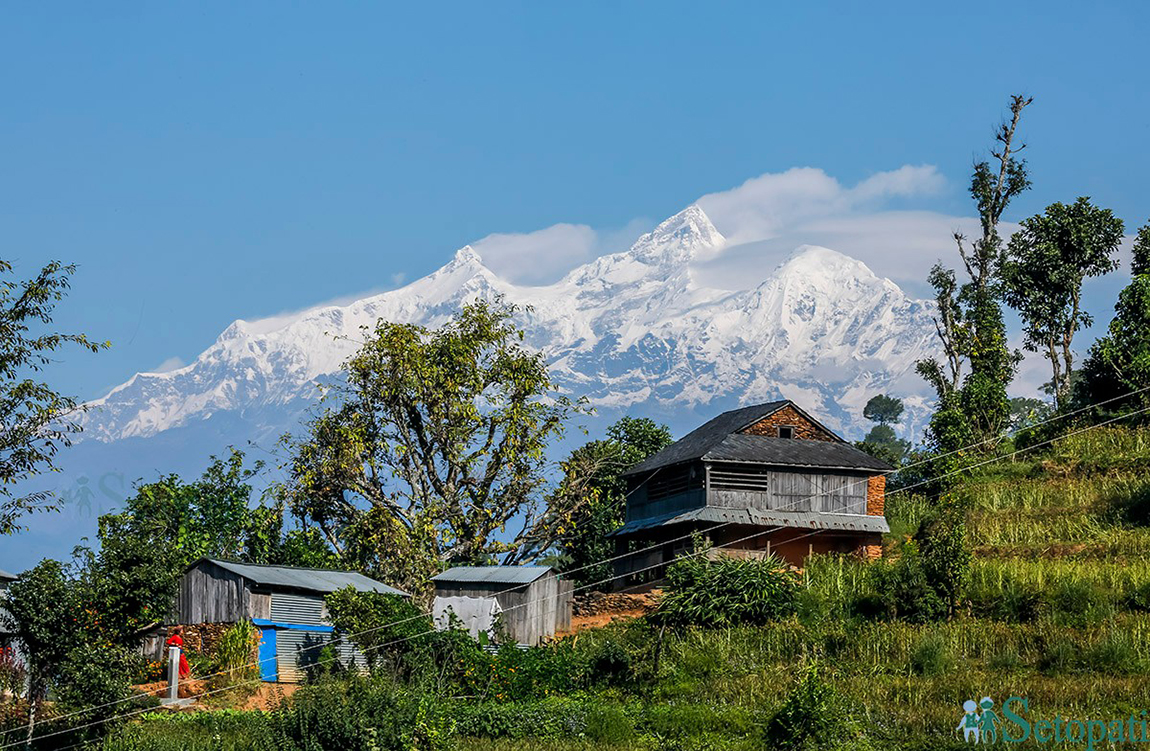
[166,633,191,679]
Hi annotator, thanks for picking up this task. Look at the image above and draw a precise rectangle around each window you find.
[777,426,795,439]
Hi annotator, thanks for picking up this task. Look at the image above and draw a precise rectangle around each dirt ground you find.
[133,678,299,710]
[559,590,660,635]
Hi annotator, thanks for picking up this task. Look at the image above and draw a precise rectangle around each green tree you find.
[1,560,76,744]
[862,394,904,426]
[0,260,107,535]
[1004,198,1124,408]
[282,299,582,594]
[918,95,1031,457]
[551,416,672,587]
[1076,224,1150,421]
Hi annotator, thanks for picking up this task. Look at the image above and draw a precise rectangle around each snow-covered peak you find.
[80,205,940,444]
[629,204,725,266]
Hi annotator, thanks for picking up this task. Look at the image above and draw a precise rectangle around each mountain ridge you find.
[82,205,939,443]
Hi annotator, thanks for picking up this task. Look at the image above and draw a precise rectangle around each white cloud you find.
[471,223,600,285]
[153,356,186,373]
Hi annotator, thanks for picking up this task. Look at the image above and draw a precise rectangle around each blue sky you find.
[2,1,1148,403]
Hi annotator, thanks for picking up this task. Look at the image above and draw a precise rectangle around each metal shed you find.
[431,566,572,646]
[174,558,408,682]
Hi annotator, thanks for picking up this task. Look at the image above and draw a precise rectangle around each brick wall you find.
[866,475,886,516]
[740,405,837,441]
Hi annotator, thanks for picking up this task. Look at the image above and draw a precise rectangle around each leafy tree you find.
[551,416,672,587]
[1004,198,1124,408]
[1,560,76,744]
[856,394,909,464]
[918,95,1032,457]
[1007,396,1053,430]
[862,394,904,426]
[0,260,107,535]
[857,424,910,465]
[914,501,970,619]
[282,299,583,594]
[1077,224,1150,421]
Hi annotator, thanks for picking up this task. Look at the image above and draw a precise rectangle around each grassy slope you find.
[99,427,1150,750]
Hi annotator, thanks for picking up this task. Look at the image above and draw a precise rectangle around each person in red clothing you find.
[165,626,191,680]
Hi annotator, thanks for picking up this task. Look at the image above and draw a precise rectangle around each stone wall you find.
[740,405,837,441]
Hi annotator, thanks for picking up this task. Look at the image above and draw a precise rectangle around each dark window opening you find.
[778,426,795,439]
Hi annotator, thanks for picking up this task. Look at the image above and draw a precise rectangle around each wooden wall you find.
[708,467,869,515]
[174,561,252,625]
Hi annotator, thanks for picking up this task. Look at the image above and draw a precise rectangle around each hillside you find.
[83,425,1150,751]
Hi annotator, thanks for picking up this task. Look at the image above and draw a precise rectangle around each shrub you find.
[213,620,259,689]
[867,543,945,623]
[654,552,799,628]
[908,633,952,676]
[764,665,846,750]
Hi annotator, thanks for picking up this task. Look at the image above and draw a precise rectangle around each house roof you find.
[198,559,408,597]
[431,565,554,586]
[624,401,890,475]
[0,569,16,581]
[612,506,889,536]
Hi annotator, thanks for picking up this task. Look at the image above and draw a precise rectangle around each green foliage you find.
[763,665,847,751]
[862,394,903,426]
[283,298,582,594]
[855,424,910,465]
[655,552,799,628]
[0,259,108,535]
[918,96,1032,454]
[1003,197,1124,407]
[908,633,952,676]
[325,588,431,675]
[865,543,945,623]
[552,416,672,587]
[914,501,971,618]
[213,620,259,690]
[1077,223,1150,421]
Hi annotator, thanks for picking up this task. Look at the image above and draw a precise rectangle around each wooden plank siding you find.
[709,467,869,515]
[173,560,253,624]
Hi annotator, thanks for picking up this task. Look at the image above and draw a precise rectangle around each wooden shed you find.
[174,558,408,682]
[431,566,572,646]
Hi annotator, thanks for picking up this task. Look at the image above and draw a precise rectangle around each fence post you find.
[167,646,180,702]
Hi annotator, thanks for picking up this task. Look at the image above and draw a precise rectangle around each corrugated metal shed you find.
[432,566,553,585]
[203,559,407,597]
[612,506,889,536]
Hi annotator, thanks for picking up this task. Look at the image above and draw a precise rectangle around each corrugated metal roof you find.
[624,401,891,476]
[201,559,407,597]
[0,569,17,581]
[612,506,889,536]
[431,565,553,585]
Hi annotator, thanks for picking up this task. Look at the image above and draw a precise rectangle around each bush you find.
[867,544,945,623]
[213,620,259,690]
[908,633,952,676]
[764,665,847,750]
[655,552,800,628]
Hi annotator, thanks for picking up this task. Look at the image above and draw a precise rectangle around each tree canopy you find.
[1076,224,1150,420]
[1004,197,1124,408]
[0,260,107,534]
[281,298,584,594]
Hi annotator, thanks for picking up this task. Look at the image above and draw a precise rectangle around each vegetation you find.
[550,416,672,587]
[0,260,107,535]
[281,298,588,594]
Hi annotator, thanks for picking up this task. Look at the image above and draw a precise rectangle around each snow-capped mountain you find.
[82,205,939,445]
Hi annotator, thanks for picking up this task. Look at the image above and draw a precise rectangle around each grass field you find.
[74,426,1150,749]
